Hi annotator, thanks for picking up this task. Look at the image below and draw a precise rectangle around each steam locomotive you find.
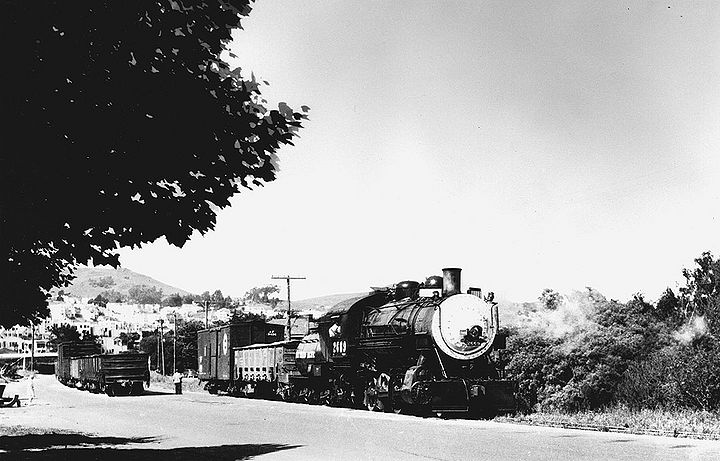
[199,268,516,416]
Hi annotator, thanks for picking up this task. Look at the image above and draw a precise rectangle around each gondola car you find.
[56,341,150,396]
[70,353,149,396]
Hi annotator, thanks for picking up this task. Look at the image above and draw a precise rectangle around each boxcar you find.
[197,321,285,393]
[55,340,102,385]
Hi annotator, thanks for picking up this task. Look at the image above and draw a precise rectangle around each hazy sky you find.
[118,1,720,303]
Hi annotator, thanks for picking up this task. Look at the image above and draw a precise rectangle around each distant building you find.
[100,336,127,354]
[268,314,315,340]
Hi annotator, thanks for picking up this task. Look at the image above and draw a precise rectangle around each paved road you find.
[1,375,719,460]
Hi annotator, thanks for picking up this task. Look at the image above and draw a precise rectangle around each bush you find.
[616,339,720,411]
[616,350,679,410]
[505,291,672,413]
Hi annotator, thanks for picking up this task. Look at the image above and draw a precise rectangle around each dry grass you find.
[148,371,205,393]
[498,406,720,439]
[0,425,47,437]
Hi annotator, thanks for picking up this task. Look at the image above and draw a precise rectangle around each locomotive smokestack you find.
[442,268,461,296]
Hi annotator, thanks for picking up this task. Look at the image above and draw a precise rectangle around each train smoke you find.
[502,290,599,339]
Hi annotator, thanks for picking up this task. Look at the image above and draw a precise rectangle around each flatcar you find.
[202,268,517,417]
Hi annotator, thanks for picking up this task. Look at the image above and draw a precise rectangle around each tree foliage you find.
[508,253,720,414]
[193,289,236,309]
[506,289,673,413]
[181,294,197,305]
[139,319,204,372]
[88,276,115,289]
[118,331,140,350]
[0,1,308,327]
[88,294,109,308]
[49,324,81,347]
[618,340,720,411]
[99,289,126,303]
[128,285,164,305]
[538,288,563,310]
[679,251,720,335]
[162,292,183,307]
[243,285,280,305]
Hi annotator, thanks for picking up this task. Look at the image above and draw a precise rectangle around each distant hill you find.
[64,266,191,298]
[290,292,369,313]
[291,292,518,315]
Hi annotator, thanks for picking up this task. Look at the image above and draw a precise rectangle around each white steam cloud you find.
[501,290,601,339]
[674,316,709,345]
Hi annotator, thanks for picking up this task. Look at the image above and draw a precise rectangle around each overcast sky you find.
[118,1,720,303]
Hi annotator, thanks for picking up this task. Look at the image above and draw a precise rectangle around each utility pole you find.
[271,275,306,340]
[205,300,209,329]
[30,322,35,373]
[173,312,177,373]
[158,319,165,375]
[156,326,160,372]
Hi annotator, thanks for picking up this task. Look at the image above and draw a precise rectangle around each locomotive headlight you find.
[468,325,482,339]
[430,294,496,360]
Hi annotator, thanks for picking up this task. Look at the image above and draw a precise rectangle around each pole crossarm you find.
[271,275,306,341]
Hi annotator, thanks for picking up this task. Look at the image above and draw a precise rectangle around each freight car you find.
[197,320,285,394]
[56,341,150,396]
[232,340,300,398]
[69,353,150,395]
[55,340,102,385]
[203,268,517,417]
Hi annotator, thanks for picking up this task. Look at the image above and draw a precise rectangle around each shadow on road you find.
[0,433,158,451]
[0,432,301,460]
[136,389,175,397]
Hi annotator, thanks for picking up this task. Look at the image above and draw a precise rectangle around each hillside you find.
[64,266,191,298]
[292,292,518,315]
[289,292,369,313]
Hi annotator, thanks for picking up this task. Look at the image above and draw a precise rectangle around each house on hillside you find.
[100,335,127,354]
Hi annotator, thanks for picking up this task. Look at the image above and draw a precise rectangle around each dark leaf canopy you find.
[0,1,308,327]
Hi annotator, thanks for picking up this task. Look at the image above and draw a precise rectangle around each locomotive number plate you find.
[332,340,347,355]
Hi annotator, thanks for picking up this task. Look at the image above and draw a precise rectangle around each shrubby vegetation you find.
[505,251,720,415]
[128,285,164,305]
[88,276,115,289]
